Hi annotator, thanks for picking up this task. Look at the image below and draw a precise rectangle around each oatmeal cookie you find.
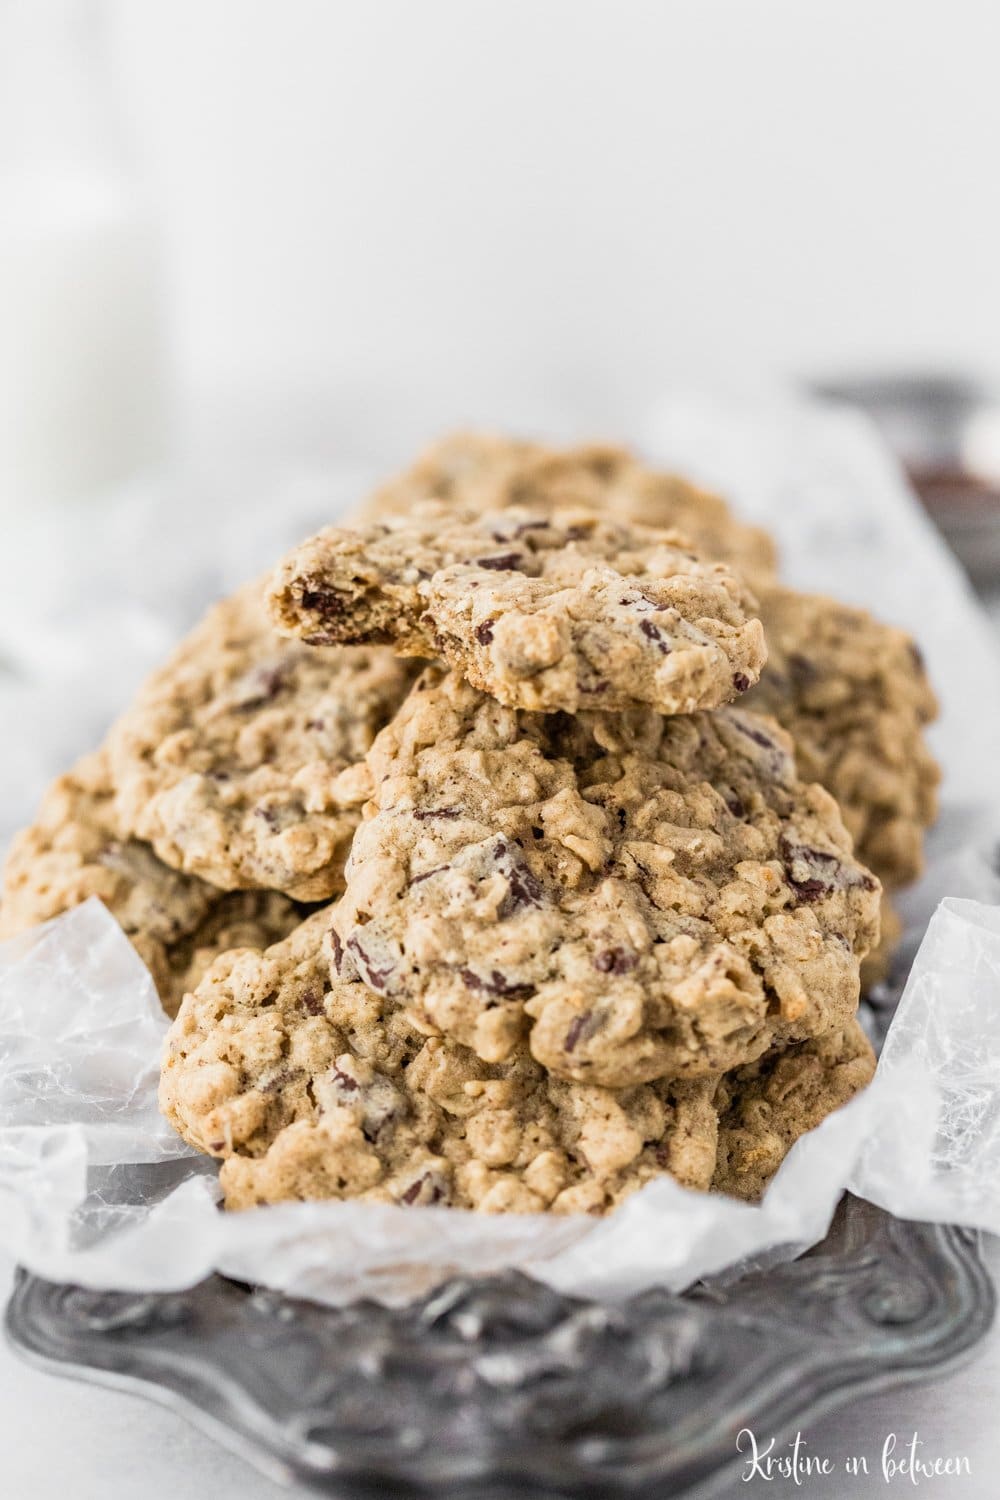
[108,582,414,901]
[363,431,778,583]
[268,504,766,716]
[713,1018,876,1200]
[332,669,880,1088]
[744,586,939,889]
[161,912,874,1212]
[161,910,721,1214]
[0,749,302,1015]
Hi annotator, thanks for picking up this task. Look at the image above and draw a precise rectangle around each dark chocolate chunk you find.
[639,618,671,656]
[592,947,637,975]
[346,935,395,990]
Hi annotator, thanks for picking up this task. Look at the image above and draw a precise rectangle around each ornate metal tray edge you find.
[4,1194,994,1499]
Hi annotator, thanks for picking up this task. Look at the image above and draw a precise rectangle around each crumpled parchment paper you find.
[1,392,999,1306]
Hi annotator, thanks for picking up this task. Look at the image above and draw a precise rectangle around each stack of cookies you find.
[0,435,939,1215]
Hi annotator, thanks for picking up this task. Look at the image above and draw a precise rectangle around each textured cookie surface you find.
[713,1018,876,1200]
[268,504,767,716]
[161,913,875,1212]
[0,750,302,1015]
[364,431,778,583]
[332,670,880,1088]
[161,910,721,1215]
[108,583,414,901]
[860,894,903,992]
[744,586,939,889]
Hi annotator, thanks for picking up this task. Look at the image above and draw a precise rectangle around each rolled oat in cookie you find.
[712,1017,876,1200]
[362,430,778,584]
[107,581,414,901]
[0,749,303,1016]
[332,669,881,1088]
[160,909,721,1214]
[744,585,939,889]
[267,503,767,716]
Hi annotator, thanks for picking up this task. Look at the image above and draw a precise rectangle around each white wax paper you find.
[1,392,999,1306]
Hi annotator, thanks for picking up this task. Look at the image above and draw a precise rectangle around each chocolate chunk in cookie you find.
[332,669,881,1088]
[363,431,778,584]
[744,586,939,889]
[108,582,414,901]
[0,749,303,1015]
[268,504,766,716]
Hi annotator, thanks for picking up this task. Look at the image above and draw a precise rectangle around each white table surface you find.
[2,1238,998,1500]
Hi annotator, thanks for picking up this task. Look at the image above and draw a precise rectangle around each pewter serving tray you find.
[5,1194,993,1499]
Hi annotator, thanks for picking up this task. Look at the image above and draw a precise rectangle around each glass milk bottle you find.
[0,0,167,510]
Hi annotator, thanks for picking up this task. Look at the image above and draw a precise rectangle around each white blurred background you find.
[116,0,1000,466]
[6,0,1000,497]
